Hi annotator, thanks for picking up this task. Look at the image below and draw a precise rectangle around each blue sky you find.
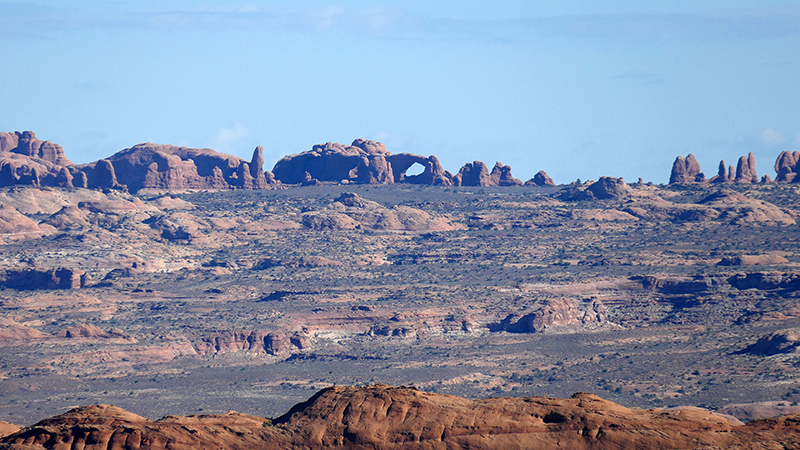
[2,1,799,183]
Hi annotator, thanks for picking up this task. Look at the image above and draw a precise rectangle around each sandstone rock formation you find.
[301,192,458,231]
[75,143,279,192]
[0,205,41,234]
[671,152,760,184]
[0,318,49,346]
[586,176,632,199]
[490,162,523,186]
[272,139,454,186]
[54,324,130,340]
[728,272,800,291]
[525,170,556,186]
[193,330,310,356]
[774,150,800,182]
[495,299,606,333]
[451,161,522,186]
[669,154,704,184]
[743,328,800,356]
[453,161,492,186]
[735,152,758,183]
[5,385,800,450]
[0,422,20,439]
[0,268,88,290]
[560,177,632,201]
[0,131,72,166]
[0,131,284,192]
[696,190,795,225]
[717,254,789,266]
[712,160,730,183]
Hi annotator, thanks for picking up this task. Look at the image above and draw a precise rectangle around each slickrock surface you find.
[2,385,799,450]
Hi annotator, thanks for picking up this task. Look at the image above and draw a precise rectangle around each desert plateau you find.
[0,131,800,448]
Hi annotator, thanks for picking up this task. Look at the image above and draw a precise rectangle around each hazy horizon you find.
[2,1,799,184]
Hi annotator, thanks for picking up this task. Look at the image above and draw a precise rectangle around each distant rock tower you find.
[669,154,704,184]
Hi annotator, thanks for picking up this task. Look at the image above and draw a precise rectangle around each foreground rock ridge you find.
[2,384,799,450]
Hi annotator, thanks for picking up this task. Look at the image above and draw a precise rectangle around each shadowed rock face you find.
[0,268,87,290]
[775,150,800,182]
[743,328,800,356]
[4,385,799,450]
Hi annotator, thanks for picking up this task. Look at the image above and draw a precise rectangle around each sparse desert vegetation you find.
[0,182,799,426]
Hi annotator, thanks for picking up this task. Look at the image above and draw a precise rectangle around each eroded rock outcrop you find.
[526,170,556,186]
[75,143,279,192]
[560,177,632,201]
[273,139,453,186]
[490,162,523,186]
[301,192,459,231]
[742,328,800,356]
[453,161,492,186]
[0,131,284,192]
[717,254,789,266]
[775,150,800,182]
[7,385,799,450]
[0,268,88,290]
[495,299,606,333]
[735,152,758,183]
[728,272,800,291]
[193,330,311,356]
[669,154,704,184]
[0,131,72,166]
